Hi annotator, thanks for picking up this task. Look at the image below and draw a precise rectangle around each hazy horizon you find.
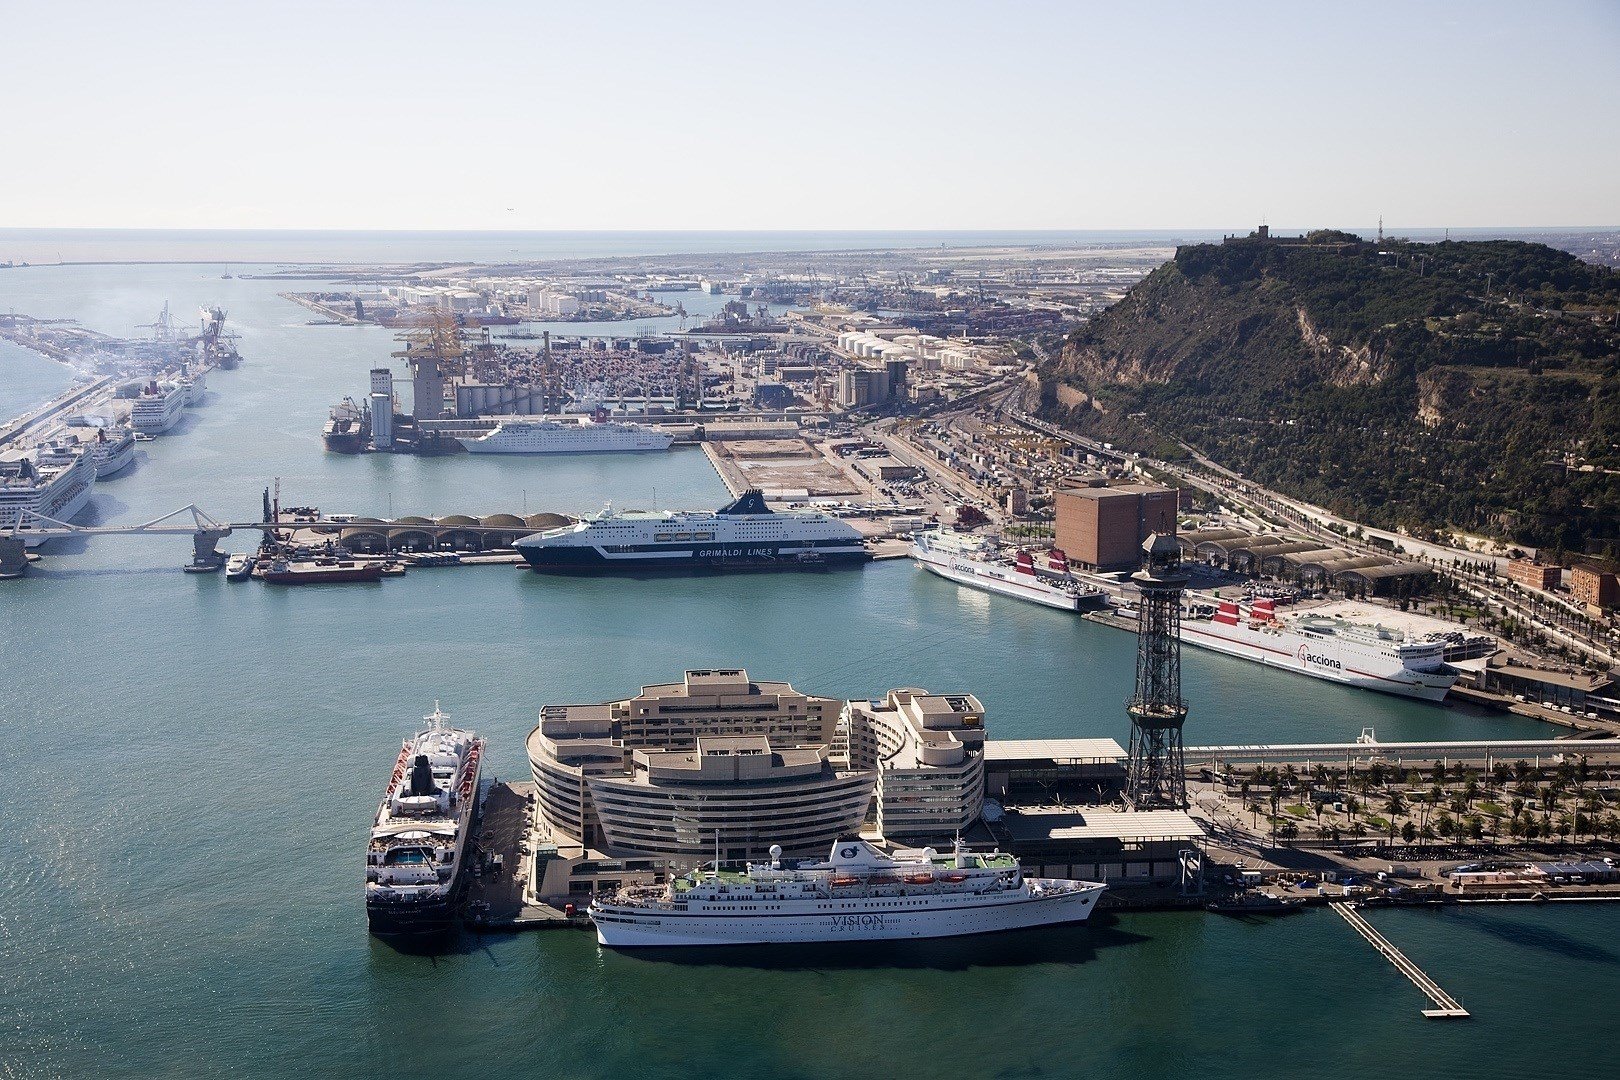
[4,1,1616,232]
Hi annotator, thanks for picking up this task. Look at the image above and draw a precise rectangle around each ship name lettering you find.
[830,914,884,931]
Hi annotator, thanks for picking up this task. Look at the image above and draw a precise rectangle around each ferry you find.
[1180,597,1457,701]
[130,380,186,435]
[589,838,1106,947]
[91,425,136,478]
[366,705,484,936]
[458,414,673,454]
[224,552,256,580]
[514,489,870,574]
[912,529,1106,612]
[0,440,97,546]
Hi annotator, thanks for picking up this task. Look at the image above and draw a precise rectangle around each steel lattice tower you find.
[1125,534,1190,810]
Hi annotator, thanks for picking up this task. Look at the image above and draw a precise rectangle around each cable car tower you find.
[1124,533,1190,810]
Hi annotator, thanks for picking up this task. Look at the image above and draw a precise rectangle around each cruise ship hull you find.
[592,882,1104,947]
[94,439,135,478]
[1179,620,1455,702]
[12,470,96,548]
[461,441,670,455]
[914,552,1101,612]
[520,543,871,574]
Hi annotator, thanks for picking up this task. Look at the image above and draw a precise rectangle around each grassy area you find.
[1364,815,1390,831]
[1478,800,1505,816]
[1285,804,1312,818]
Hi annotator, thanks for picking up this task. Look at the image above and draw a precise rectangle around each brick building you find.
[1506,559,1561,591]
[1054,480,1178,571]
[1571,562,1619,611]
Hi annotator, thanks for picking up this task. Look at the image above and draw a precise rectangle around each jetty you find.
[1330,901,1469,1019]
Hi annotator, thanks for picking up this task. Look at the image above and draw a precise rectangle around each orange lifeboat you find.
[904,873,935,886]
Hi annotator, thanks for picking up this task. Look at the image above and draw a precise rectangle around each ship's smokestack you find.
[409,754,436,796]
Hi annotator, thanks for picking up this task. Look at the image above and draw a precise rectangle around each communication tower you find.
[1124,533,1190,810]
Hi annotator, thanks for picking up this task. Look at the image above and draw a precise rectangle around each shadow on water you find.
[1459,907,1620,965]
[371,928,496,960]
[597,915,1146,972]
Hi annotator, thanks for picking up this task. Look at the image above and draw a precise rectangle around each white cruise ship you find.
[514,489,870,573]
[589,839,1106,947]
[91,425,136,478]
[180,366,207,406]
[913,529,1106,612]
[366,704,484,936]
[130,380,186,435]
[459,415,673,454]
[0,440,97,546]
[1180,598,1457,701]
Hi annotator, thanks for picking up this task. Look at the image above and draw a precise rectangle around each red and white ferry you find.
[912,529,1107,612]
[1180,597,1457,701]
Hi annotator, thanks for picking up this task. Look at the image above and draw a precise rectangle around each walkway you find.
[1330,901,1469,1019]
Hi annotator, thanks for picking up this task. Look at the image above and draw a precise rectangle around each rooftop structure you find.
[842,688,987,839]
[1055,480,1178,571]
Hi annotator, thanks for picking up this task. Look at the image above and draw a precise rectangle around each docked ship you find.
[261,556,384,584]
[130,380,186,435]
[1180,598,1458,701]
[180,366,207,406]
[322,397,370,454]
[513,489,870,574]
[589,839,1107,947]
[91,425,136,478]
[912,529,1106,612]
[366,705,484,935]
[0,440,97,546]
[458,414,673,454]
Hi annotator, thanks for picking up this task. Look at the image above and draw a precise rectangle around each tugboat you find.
[366,704,484,936]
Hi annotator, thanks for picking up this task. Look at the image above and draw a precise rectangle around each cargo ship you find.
[260,557,384,584]
[322,398,370,454]
[366,705,484,936]
[514,489,870,574]
[1180,597,1458,701]
[589,838,1106,947]
[912,529,1107,612]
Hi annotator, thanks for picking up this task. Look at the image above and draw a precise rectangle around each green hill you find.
[1037,232,1620,556]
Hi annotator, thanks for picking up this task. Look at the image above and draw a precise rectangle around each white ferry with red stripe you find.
[912,529,1107,612]
[365,704,484,936]
[1180,598,1456,701]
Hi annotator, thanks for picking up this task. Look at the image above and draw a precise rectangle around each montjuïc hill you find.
[1037,228,1620,556]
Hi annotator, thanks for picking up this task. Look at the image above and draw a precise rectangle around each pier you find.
[1330,902,1469,1019]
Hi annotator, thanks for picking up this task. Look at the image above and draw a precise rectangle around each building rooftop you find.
[983,738,1127,764]
[998,807,1204,844]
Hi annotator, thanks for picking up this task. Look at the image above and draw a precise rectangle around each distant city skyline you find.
[5,0,1616,231]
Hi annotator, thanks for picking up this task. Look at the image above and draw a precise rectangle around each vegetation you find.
[1037,234,1620,554]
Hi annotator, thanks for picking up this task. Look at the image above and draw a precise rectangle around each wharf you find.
[464,781,589,932]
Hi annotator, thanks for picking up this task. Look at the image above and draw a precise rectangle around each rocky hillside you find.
[1038,232,1620,555]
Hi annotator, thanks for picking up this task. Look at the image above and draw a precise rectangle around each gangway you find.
[1330,901,1469,1019]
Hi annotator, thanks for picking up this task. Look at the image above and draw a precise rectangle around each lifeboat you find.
[940,873,968,884]
[830,876,861,888]
[904,873,935,886]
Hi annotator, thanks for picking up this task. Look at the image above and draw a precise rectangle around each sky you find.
[3,0,1617,231]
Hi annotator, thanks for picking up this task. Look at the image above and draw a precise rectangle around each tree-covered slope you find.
[1038,232,1620,555]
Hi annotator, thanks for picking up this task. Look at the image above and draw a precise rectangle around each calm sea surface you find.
[1,257,1614,1078]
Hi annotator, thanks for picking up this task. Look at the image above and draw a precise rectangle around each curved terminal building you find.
[527,669,991,868]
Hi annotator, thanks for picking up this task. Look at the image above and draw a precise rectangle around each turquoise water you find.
[1,262,1612,1078]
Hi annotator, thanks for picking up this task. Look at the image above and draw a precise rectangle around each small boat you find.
[225,553,256,580]
[1207,893,1307,916]
[260,558,384,585]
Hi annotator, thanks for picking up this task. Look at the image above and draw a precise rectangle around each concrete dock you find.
[464,781,588,932]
